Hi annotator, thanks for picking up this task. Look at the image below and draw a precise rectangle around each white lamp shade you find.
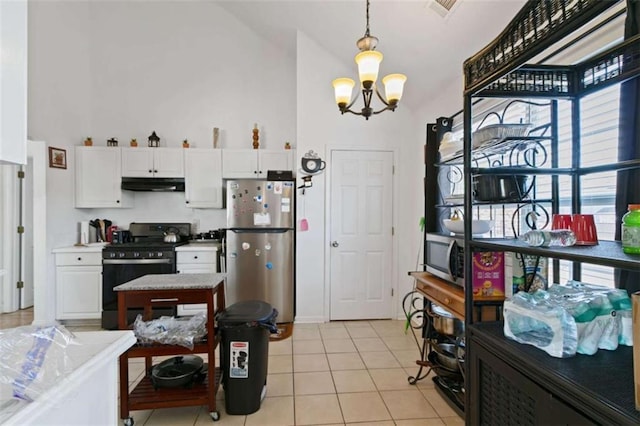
[382,73,407,102]
[355,50,383,85]
[332,78,355,105]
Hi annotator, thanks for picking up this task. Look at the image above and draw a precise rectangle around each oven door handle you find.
[102,259,173,265]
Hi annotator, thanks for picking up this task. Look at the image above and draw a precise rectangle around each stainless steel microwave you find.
[424,233,465,287]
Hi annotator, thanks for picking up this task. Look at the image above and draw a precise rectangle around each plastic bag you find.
[133,312,208,350]
[0,325,76,408]
[560,280,633,351]
[503,290,578,358]
[504,281,633,358]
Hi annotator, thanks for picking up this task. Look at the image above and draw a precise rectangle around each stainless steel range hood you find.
[121,177,185,192]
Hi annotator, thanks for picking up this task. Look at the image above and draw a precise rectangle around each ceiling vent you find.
[428,0,460,19]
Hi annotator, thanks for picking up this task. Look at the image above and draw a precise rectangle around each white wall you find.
[295,31,423,321]
[27,1,440,322]
[27,1,296,315]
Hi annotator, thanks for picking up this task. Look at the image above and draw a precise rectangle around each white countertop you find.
[53,241,220,254]
[52,243,109,253]
[1,330,135,425]
[114,272,226,291]
[176,242,221,252]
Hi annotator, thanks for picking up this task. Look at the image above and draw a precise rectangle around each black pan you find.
[473,174,530,202]
[150,355,205,389]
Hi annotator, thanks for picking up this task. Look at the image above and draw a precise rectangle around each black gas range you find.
[101,222,191,330]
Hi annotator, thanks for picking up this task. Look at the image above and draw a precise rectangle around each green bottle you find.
[622,204,640,255]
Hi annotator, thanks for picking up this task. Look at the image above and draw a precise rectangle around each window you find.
[445,84,621,288]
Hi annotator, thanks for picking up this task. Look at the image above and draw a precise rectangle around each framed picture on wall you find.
[48,147,67,169]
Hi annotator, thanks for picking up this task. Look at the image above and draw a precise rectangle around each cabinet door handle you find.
[444,297,451,305]
[77,257,82,261]
[254,170,258,174]
[186,200,190,204]
[194,256,198,259]
[154,170,158,173]
[148,169,153,173]
[116,200,120,204]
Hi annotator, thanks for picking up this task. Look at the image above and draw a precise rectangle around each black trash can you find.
[217,300,278,415]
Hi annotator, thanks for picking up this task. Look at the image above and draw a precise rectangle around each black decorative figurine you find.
[148,131,160,147]
[107,137,118,147]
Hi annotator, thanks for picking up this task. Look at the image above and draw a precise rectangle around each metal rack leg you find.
[408,337,432,385]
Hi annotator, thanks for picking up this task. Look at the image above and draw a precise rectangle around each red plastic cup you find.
[551,214,573,230]
[571,214,598,245]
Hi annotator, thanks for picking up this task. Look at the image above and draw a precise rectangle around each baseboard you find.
[293,316,327,324]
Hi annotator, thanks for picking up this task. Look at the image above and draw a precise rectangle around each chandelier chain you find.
[364,0,370,37]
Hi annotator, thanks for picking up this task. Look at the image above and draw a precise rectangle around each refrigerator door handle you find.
[230,228,291,234]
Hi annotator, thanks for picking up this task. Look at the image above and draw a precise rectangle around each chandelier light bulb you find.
[382,74,407,104]
[355,50,383,89]
[332,78,356,106]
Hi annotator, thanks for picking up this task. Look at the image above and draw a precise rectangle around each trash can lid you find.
[217,300,277,325]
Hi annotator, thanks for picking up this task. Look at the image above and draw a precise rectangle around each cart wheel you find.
[210,411,220,421]
[123,417,134,426]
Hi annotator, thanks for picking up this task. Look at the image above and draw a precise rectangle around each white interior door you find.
[330,150,394,320]
[20,160,34,309]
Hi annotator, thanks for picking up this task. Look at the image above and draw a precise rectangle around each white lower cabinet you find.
[176,248,218,316]
[55,251,102,320]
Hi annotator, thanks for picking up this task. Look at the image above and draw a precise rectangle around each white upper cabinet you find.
[121,147,184,178]
[184,148,223,208]
[0,0,27,165]
[222,149,294,178]
[75,146,133,208]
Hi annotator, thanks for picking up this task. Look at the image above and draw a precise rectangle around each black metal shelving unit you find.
[458,0,640,424]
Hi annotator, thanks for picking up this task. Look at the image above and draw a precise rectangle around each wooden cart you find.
[116,273,226,425]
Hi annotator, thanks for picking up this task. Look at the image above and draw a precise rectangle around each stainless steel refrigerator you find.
[225,179,295,322]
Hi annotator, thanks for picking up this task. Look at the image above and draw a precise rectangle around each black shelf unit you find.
[456,0,640,424]
[468,322,640,424]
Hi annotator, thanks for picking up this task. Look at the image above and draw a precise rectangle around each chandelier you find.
[332,0,407,120]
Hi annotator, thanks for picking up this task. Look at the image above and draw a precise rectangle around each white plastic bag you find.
[133,312,208,350]
[0,325,76,405]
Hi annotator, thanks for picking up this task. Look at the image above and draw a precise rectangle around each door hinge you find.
[392,165,395,175]
[17,226,25,234]
[17,170,25,179]
[16,281,24,289]
[392,227,395,236]
[391,288,394,297]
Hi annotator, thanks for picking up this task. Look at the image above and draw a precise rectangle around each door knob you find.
[331,241,339,247]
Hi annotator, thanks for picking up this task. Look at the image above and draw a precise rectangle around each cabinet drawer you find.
[56,252,102,266]
[412,272,465,320]
[177,251,216,265]
[420,282,465,319]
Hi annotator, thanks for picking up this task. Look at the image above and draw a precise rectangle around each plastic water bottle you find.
[622,204,640,255]
[520,230,577,247]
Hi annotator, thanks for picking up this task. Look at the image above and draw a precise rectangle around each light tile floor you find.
[1,309,464,426]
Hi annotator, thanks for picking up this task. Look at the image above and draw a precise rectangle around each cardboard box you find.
[472,252,505,299]
[511,253,548,294]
